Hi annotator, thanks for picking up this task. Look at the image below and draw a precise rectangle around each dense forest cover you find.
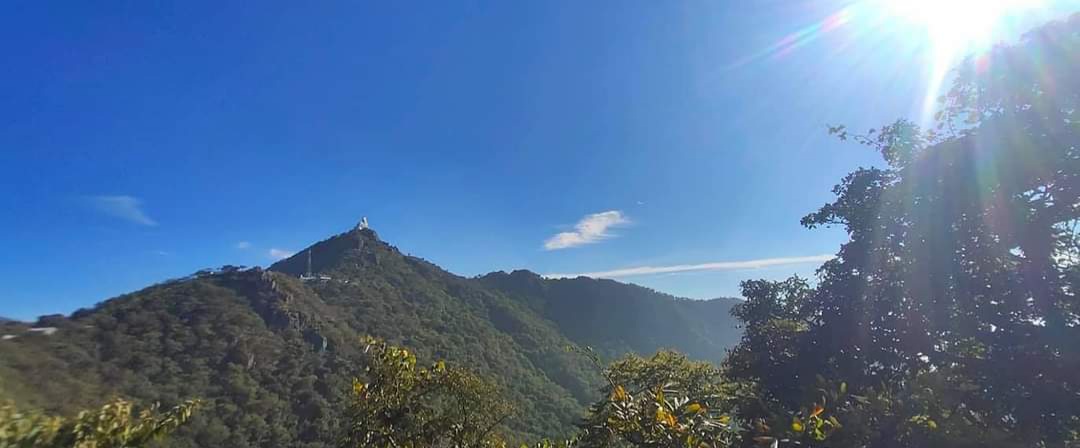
[2,12,1078,448]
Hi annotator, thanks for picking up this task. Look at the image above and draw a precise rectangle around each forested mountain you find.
[0,226,742,447]
[479,270,739,364]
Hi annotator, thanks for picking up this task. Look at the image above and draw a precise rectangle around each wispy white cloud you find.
[545,254,835,279]
[155,250,171,256]
[544,210,630,250]
[86,195,157,226]
[268,248,295,260]
[235,241,252,250]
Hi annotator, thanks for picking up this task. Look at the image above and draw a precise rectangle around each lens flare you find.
[725,7,856,69]
[727,0,1049,128]
[882,0,1039,49]
[876,0,1043,125]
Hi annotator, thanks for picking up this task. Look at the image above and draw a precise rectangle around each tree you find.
[0,398,200,448]
[574,348,746,448]
[340,337,515,448]
[729,13,1080,447]
[725,277,815,410]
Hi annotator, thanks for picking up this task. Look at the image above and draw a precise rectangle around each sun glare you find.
[882,0,1038,50]
[876,0,1042,125]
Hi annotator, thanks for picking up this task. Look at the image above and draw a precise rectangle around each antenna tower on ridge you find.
[355,216,371,251]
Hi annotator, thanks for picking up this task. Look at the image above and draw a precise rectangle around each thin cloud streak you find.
[545,254,835,279]
[544,210,629,250]
[235,241,252,250]
[86,195,157,226]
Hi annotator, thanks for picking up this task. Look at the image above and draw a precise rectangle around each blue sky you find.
[1,1,1074,320]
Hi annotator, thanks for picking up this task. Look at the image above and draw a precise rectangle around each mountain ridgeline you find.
[0,226,741,446]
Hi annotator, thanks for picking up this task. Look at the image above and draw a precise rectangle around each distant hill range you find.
[0,225,741,446]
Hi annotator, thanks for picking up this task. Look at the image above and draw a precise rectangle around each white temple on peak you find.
[356,216,369,231]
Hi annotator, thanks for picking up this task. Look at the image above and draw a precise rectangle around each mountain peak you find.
[268,225,390,277]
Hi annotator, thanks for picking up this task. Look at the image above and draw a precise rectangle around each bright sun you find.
[731,0,1054,126]
[881,0,1040,53]
[876,0,1042,125]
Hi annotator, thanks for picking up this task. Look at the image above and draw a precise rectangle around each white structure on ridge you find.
[357,217,369,231]
[300,249,315,280]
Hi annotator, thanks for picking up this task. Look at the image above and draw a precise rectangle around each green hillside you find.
[479,270,740,364]
[0,227,742,446]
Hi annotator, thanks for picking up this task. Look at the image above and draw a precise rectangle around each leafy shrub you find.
[0,398,199,448]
